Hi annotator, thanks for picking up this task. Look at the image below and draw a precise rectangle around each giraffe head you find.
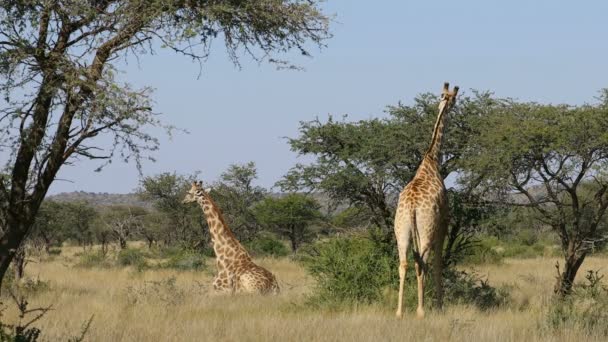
[441,82,459,108]
[182,180,211,204]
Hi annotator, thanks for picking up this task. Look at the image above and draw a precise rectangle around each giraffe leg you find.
[432,225,447,310]
[415,247,431,319]
[395,210,413,318]
[213,271,231,292]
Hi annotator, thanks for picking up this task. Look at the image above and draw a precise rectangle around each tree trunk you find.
[13,246,26,281]
[118,237,127,249]
[0,222,29,292]
[289,226,299,253]
[554,249,586,296]
[100,238,108,256]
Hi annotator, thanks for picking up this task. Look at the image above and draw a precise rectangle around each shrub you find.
[18,277,51,296]
[126,277,185,306]
[48,248,62,256]
[301,235,398,307]
[246,234,290,257]
[0,292,92,342]
[545,270,608,337]
[515,229,539,246]
[76,251,112,268]
[301,233,508,311]
[162,249,206,271]
[443,269,509,310]
[117,248,148,270]
[462,242,503,265]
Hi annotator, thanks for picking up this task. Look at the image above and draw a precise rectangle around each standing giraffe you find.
[183,181,279,294]
[394,82,459,318]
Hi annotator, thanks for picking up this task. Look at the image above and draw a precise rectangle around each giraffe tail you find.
[410,209,423,265]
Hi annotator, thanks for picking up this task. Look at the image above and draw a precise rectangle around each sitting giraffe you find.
[182,181,279,294]
[394,82,459,318]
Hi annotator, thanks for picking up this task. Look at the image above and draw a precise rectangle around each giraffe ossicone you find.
[183,180,280,295]
[394,82,459,319]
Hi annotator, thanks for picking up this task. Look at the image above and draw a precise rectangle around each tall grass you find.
[1,245,607,341]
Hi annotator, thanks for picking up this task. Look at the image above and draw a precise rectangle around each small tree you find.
[100,206,147,249]
[212,162,267,241]
[139,173,206,247]
[30,201,70,253]
[64,202,98,249]
[138,211,169,249]
[462,93,608,296]
[254,194,321,252]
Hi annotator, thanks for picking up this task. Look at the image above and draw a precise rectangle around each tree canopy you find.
[460,91,608,295]
[254,193,321,252]
[0,0,331,289]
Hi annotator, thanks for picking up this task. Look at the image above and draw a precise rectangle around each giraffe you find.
[394,82,459,319]
[182,181,280,295]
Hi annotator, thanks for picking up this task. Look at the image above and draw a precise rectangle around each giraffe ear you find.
[204,187,212,193]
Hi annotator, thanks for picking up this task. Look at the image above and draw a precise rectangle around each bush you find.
[117,248,148,270]
[126,277,185,306]
[301,233,508,311]
[246,234,290,257]
[48,248,62,256]
[301,235,398,307]
[0,292,92,342]
[545,270,608,337]
[162,249,206,271]
[443,269,509,310]
[462,240,503,265]
[76,251,112,268]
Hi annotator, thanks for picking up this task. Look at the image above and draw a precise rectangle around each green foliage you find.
[47,248,61,256]
[461,94,608,294]
[329,206,373,229]
[254,194,321,252]
[117,249,148,270]
[245,233,290,258]
[545,270,608,336]
[302,233,508,311]
[162,249,206,271]
[0,292,51,342]
[0,0,330,289]
[443,269,510,310]
[31,201,97,248]
[138,173,207,248]
[76,251,112,269]
[279,91,495,231]
[0,321,41,342]
[461,243,503,265]
[301,235,398,307]
[211,162,268,241]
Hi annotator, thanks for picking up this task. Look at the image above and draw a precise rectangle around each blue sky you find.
[49,0,608,194]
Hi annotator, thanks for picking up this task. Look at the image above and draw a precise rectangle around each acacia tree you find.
[279,91,495,231]
[0,0,330,289]
[138,172,205,247]
[254,193,321,252]
[211,162,267,241]
[100,205,147,249]
[461,93,608,296]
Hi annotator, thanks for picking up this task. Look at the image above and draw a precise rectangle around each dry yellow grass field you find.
[2,246,607,342]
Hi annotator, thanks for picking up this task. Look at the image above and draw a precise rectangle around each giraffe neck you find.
[415,154,441,179]
[425,99,450,162]
[197,196,248,257]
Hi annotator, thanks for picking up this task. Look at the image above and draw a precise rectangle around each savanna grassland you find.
[2,245,607,342]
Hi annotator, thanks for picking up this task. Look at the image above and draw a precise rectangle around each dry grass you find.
[2,246,607,342]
